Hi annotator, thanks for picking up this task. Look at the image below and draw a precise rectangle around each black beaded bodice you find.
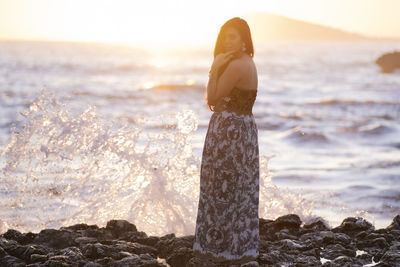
[211,87,257,115]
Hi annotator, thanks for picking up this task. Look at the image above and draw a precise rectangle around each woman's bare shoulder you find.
[230,55,252,71]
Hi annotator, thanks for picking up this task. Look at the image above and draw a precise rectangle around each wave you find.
[1,89,312,237]
[365,160,400,169]
[306,98,398,106]
[281,126,332,145]
[143,83,204,91]
[338,123,394,135]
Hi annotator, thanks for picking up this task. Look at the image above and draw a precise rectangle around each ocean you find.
[0,39,399,236]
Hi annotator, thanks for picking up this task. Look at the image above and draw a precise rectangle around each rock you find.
[0,246,6,257]
[22,244,50,262]
[81,242,109,259]
[111,253,164,267]
[1,213,399,266]
[321,243,355,260]
[0,254,26,266]
[357,237,389,249]
[106,220,138,238]
[332,217,374,236]
[81,240,157,261]
[154,234,192,258]
[379,242,400,266]
[299,232,324,247]
[186,256,220,267]
[240,260,259,266]
[58,246,85,263]
[333,233,351,246]
[82,227,114,242]
[74,236,98,245]
[2,229,37,245]
[33,229,79,249]
[30,253,48,263]
[387,214,400,230]
[61,223,99,231]
[292,255,321,266]
[259,218,276,241]
[275,229,298,240]
[94,256,114,265]
[375,51,400,73]
[84,262,103,267]
[331,255,355,266]
[303,216,331,232]
[320,231,335,245]
[166,247,193,267]
[258,250,293,265]
[274,214,302,229]
[41,258,71,266]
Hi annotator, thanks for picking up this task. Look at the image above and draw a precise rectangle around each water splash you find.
[0,89,316,236]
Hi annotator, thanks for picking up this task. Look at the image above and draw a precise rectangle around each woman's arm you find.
[206,66,219,105]
[206,50,239,105]
[207,59,243,105]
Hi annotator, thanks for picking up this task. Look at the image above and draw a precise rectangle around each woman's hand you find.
[209,50,238,74]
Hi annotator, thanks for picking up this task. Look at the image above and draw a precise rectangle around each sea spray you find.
[0,89,316,236]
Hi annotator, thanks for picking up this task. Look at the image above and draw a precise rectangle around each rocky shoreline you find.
[1,214,399,267]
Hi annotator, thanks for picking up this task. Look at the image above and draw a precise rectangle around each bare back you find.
[234,54,258,91]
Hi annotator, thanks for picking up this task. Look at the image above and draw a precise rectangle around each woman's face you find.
[223,27,243,53]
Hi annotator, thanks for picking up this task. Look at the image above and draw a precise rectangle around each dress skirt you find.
[192,109,260,264]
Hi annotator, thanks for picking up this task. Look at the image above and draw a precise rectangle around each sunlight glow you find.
[0,0,247,49]
[0,0,399,49]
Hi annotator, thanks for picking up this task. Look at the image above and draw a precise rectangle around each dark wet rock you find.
[30,253,49,263]
[332,216,374,236]
[274,214,302,229]
[333,232,351,246]
[303,216,331,232]
[1,214,399,267]
[258,250,294,265]
[375,51,400,73]
[57,246,86,264]
[387,214,400,230]
[186,256,219,267]
[83,262,103,267]
[82,227,114,242]
[3,229,37,245]
[355,251,373,266]
[259,214,302,242]
[320,243,356,259]
[379,241,400,266]
[61,223,99,232]
[112,253,165,267]
[374,262,393,267]
[33,229,79,249]
[75,236,98,246]
[94,256,114,265]
[81,240,157,261]
[166,247,193,267]
[292,255,321,266]
[0,246,6,257]
[0,254,26,266]
[357,237,389,249]
[331,255,355,266]
[21,244,50,263]
[259,218,277,241]
[106,219,138,238]
[155,233,193,259]
[0,237,19,250]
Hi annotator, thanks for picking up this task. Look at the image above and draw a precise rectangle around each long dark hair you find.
[214,17,254,59]
[207,17,254,110]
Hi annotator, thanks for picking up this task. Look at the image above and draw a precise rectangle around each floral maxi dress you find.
[193,87,260,264]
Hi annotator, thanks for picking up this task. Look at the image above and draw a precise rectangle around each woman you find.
[192,17,259,266]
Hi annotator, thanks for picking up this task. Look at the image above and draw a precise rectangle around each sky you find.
[0,0,399,48]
